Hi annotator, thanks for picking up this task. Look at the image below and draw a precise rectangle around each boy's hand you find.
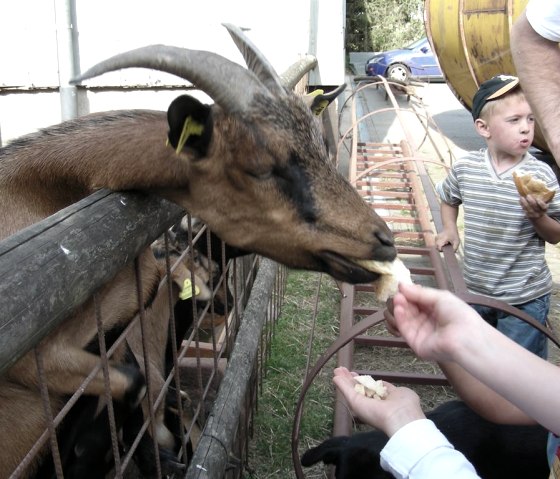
[520,195,548,219]
[435,231,460,251]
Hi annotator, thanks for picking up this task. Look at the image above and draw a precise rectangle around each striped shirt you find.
[436,149,560,304]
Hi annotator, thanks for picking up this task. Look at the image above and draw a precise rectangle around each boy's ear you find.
[474,118,490,138]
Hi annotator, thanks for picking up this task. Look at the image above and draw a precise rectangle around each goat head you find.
[67,24,396,284]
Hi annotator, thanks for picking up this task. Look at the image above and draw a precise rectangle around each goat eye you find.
[246,168,274,181]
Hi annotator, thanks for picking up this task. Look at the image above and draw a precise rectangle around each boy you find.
[435,74,560,358]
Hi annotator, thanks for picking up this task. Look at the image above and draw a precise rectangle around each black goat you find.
[301,399,549,479]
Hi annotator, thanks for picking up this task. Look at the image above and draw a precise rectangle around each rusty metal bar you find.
[330,76,560,438]
[291,75,560,477]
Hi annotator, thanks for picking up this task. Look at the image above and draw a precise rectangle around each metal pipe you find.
[54,0,80,120]
[185,259,279,479]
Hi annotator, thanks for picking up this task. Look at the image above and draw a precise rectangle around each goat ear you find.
[305,84,346,116]
[172,264,213,302]
[171,264,199,301]
[167,95,213,157]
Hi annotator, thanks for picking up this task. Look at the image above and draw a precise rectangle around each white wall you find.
[0,0,345,144]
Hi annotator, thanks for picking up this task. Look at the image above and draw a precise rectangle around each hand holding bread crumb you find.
[354,375,388,399]
[357,257,413,302]
[333,367,425,437]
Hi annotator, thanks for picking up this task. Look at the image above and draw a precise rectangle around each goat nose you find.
[376,230,395,247]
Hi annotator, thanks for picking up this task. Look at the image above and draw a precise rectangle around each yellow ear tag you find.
[312,100,329,116]
[179,278,201,300]
[306,89,324,98]
[305,89,328,116]
[175,116,204,155]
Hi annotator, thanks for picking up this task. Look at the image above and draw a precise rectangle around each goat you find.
[300,399,549,479]
[0,23,396,476]
[116,252,209,473]
[40,253,208,478]
[0,382,66,479]
[126,249,210,459]
[0,250,156,477]
[166,216,240,331]
[2,25,395,279]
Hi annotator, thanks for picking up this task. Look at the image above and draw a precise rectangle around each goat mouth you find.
[319,251,381,284]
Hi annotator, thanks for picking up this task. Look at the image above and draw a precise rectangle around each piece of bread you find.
[356,257,413,302]
[512,171,555,203]
[353,375,388,399]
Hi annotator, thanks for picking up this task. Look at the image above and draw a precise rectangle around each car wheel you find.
[386,63,410,83]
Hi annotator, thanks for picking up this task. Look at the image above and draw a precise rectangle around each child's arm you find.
[435,202,461,251]
[521,195,560,243]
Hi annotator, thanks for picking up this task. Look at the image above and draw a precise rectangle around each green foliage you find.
[346,0,426,52]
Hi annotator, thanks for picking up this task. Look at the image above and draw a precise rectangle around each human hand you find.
[520,195,548,219]
[333,367,424,437]
[391,283,483,362]
[435,231,460,252]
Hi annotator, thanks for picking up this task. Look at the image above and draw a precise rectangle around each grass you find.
[244,258,457,479]
[243,132,460,478]
[245,270,341,478]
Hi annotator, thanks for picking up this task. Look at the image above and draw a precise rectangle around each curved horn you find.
[318,83,346,102]
[71,45,273,114]
[280,54,318,90]
[222,23,286,95]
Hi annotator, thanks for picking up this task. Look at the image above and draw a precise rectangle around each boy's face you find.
[477,95,535,157]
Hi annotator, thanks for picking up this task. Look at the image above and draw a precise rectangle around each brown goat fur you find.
[0,382,65,478]
[0,250,207,477]
[123,253,209,452]
[0,100,394,474]
[0,250,159,477]
[0,100,395,280]
[51,254,209,477]
[3,248,160,401]
[0,30,397,475]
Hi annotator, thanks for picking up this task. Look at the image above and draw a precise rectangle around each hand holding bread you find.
[513,171,555,203]
[353,375,388,399]
[356,257,413,302]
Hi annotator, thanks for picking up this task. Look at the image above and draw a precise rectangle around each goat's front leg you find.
[7,346,146,407]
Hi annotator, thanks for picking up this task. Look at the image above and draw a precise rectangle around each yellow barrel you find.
[424,0,549,151]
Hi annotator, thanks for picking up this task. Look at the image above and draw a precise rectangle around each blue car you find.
[365,37,443,83]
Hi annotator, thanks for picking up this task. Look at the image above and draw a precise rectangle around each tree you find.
[346,0,425,52]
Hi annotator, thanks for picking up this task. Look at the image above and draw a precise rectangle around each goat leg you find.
[8,347,146,406]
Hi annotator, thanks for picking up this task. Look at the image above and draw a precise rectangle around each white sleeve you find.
[525,0,560,42]
[380,419,481,479]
